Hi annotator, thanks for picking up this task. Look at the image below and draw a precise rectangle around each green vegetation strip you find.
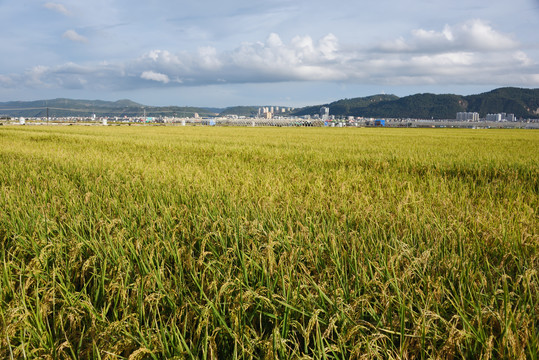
[0,126,537,359]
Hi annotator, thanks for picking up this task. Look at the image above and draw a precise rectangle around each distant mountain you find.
[111,99,143,107]
[1,87,538,119]
[290,88,539,119]
[0,98,217,118]
[357,93,466,119]
[291,95,399,117]
[464,88,539,118]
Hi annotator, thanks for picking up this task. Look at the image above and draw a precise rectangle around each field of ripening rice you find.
[0,125,537,359]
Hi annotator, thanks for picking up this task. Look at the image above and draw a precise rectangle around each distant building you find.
[320,107,329,121]
[486,113,516,122]
[456,112,479,121]
[486,113,502,122]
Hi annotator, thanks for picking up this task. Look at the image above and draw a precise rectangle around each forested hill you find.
[464,87,539,118]
[291,95,399,117]
[219,106,261,117]
[290,88,539,119]
[1,87,538,119]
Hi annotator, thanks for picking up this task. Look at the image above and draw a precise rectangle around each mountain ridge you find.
[0,98,218,118]
[289,87,539,119]
[1,87,538,119]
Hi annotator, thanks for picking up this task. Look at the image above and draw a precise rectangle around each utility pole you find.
[47,107,49,123]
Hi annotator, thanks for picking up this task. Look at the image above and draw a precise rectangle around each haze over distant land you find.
[0,0,538,107]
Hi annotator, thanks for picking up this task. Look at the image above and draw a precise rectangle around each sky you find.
[0,0,538,107]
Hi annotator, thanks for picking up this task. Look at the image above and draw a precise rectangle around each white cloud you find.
[197,47,222,70]
[318,34,339,60]
[266,33,284,48]
[62,30,87,43]
[291,36,315,57]
[141,71,170,84]
[380,19,518,53]
[221,33,346,81]
[43,2,70,16]
[513,51,532,66]
[26,65,50,86]
[451,20,518,51]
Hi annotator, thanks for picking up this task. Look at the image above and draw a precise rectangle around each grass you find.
[0,126,537,359]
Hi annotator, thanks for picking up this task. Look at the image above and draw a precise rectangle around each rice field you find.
[0,125,537,359]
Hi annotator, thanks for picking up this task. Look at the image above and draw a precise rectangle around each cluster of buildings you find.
[7,105,536,128]
[456,112,480,121]
[485,113,516,122]
[258,106,294,119]
[456,112,516,122]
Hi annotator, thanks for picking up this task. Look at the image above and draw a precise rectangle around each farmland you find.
[0,126,537,359]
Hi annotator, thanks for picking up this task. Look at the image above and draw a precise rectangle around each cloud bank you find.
[1,20,537,91]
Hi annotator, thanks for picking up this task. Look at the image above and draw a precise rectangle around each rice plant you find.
[0,126,537,359]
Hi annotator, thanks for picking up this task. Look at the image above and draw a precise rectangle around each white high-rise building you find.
[486,113,516,122]
[320,107,330,120]
[456,112,479,121]
[486,114,502,122]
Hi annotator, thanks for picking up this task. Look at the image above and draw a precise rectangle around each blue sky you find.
[0,0,538,107]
